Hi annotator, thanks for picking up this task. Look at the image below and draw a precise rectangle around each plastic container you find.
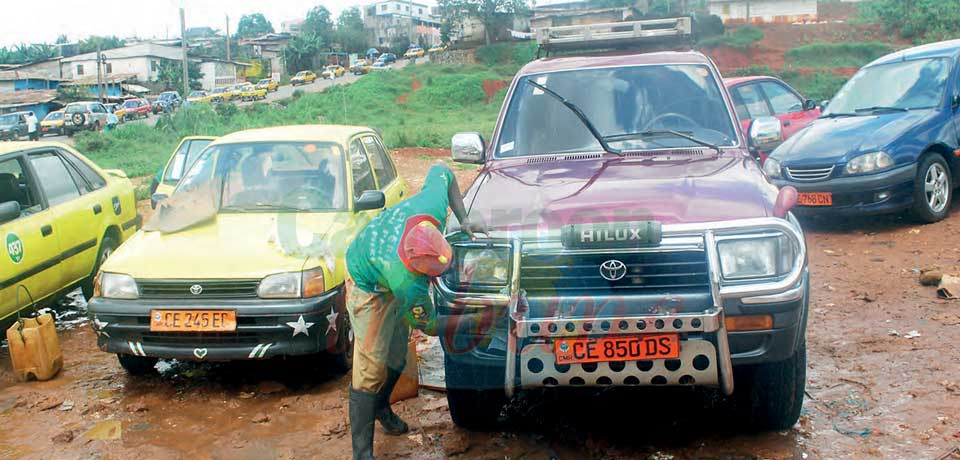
[6,313,63,382]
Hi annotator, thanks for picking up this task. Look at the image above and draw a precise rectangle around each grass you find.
[77,62,514,178]
[785,42,894,68]
[697,26,764,50]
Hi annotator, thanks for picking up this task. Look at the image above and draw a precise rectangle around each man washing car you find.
[344,162,483,460]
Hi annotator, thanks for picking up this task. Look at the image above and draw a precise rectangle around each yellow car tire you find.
[118,354,158,375]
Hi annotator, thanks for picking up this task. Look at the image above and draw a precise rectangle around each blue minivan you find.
[764,39,960,222]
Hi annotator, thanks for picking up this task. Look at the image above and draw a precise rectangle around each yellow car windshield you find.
[176,141,348,213]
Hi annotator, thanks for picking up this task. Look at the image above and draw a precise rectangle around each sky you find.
[1,0,438,47]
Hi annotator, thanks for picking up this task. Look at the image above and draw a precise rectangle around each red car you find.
[122,98,152,120]
[725,76,821,163]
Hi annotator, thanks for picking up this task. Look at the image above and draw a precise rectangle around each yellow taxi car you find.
[210,87,233,102]
[291,70,317,86]
[428,44,447,53]
[186,90,215,104]
[256,78,279,92]
[404,47,425,59]
[350,61,372,75]
[321,65,345,80]
[39,111,66,137]
[150,136,217,206]
[238,82,268,101]
[88,125,408,374]
[1,142,139,328]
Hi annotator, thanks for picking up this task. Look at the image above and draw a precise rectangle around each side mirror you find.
[0,201,21,225]
[802,99,817,111]
[151,193,168,209]
[749,116,784,153]
[820,100,830,109]
[354,190,386,212]
[451,132,485,164]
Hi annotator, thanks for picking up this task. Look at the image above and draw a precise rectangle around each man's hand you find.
[460,218,488,239]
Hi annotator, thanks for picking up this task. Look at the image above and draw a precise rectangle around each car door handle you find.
[41,225,53,237]
[399,190,404,198]
[93,204,102,215]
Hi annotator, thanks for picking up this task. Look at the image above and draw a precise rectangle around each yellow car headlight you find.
[99,272,139,299]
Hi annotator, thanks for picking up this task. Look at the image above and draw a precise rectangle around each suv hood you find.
[463,152,779,229]
[773,110,935,166]
[104,213,350,279]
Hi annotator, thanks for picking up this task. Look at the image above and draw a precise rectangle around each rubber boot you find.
[375,369,409,435]
[349,388,377,460]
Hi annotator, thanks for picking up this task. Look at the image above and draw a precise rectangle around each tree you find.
[55,35,69,45]
[303,5,335,46]
[283,33,324,74]
[236,13,274,38]
[336,7,368,54]
[78,36,125,54]
[154,59,203,91]
[437,0,528,45]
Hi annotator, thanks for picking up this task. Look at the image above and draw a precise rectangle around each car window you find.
[734,84,771,118]
[361,136,397,188]
[165,139,214,184]
[29,152,81,207]
[349,139,377,199]
[759,81,803,114]
[0,157,41,217]
[61,151,106,190]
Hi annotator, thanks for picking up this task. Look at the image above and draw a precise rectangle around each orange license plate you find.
[150,310,236,332]
[797,192,833,206]
[554,334,679,364]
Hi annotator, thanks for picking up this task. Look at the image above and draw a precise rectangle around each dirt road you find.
[1,148,958,460]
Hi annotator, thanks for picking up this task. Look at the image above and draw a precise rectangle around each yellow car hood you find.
[105,212,355,280]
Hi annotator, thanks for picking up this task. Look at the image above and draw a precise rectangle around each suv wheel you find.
[734,341,806,431]
[910,154,952,223]
[81,235,117,300]
[117,354,158,375]
[92,121,101,131]
[444,352,506,431]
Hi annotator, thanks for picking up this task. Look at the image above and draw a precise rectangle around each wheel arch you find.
[102,224,122,247]
[919,143,957,181]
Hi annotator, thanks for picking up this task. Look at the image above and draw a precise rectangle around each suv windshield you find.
[497,64,737,157]
[0,114,16,125]
[66,104,88,114]
[825,58,950,115]
[176,141,347,212]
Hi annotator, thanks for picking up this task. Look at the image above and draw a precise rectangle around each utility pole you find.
[746,0,751,26]
[180,7,190,96]
[96,43,103,103]
[225,14,231,62]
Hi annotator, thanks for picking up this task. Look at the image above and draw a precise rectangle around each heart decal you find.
[193,348,208,360]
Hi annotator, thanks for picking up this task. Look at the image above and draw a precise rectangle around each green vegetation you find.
[697,26,763,51]
[77,63,512,177]
[729,65,849,102]
[859,0,960,43]
[785,42,893,69]
[475,42,538,70]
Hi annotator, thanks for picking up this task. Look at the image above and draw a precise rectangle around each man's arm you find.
[443,163,486,238]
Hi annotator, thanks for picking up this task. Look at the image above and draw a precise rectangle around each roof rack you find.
[536,16,693,53]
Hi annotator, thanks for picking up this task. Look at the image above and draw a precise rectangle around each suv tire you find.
[117,354,158,375]
[81,235,117,300]
[910,154,952,223]
[444,353,506,431]
[734,341,806,431]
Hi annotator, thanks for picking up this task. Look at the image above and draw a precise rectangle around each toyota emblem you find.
[189,284,203,295]
[599,260,627,282]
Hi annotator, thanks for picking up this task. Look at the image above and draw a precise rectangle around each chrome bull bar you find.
[438,217,807,398]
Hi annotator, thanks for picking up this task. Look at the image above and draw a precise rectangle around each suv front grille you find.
[137,279,261,299]
[520,250,710,297]
[786,165,834,181]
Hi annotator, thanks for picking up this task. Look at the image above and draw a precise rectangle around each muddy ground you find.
[1,148,959,460]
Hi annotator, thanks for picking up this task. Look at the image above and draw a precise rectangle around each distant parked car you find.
[766,39,960,223]
[0,112,29,140]
[291,70,317,86]
[378,53,397,64]
[256,78,279,92]
[210,87,232,102]
[321,65,345,79]
[428,44,447,53]
[63,102,110,136]
[350,61,372,75]
[154,91,183,113]
[370,61,392,71]
[40,110,66,136]
[122,99,152,120]
[238,82,267,101]
[725,76,821,163]
[403,47,424,59]
[186,90,215,104]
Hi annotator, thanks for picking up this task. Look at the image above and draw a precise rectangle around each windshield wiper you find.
[819,112,857,119]
[604,130,722,154]
[221,203,303,212]
[854,106,908,114]
[525,80,623,156]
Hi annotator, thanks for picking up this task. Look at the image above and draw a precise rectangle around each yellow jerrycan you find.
[6,286,63,381]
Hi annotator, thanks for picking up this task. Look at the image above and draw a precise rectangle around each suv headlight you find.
[99,273,139,299]
[718,235,796,280]
[844,151,893,175]
[763,158,782,179]
[441,245,511,293]
[258,268,326,299]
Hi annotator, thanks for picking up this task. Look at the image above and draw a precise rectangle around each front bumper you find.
[87,287,344,362]
[436,217,809,396]
[773,164,916,216]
